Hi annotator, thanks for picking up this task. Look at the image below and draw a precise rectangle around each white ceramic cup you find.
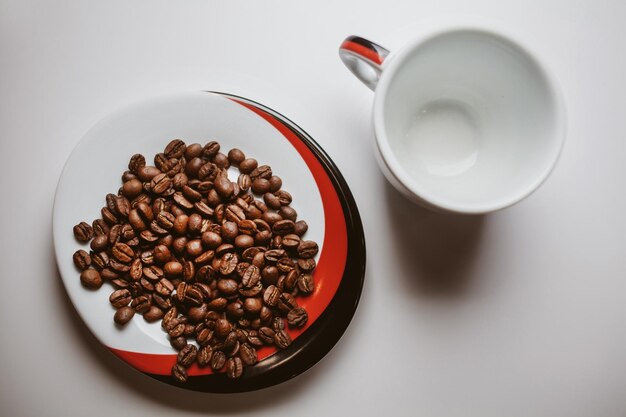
[339,26,565,214]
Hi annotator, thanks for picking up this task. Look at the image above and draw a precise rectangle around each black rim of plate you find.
[145,92,366,392]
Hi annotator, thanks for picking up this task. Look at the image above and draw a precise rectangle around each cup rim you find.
[373,22,567,214]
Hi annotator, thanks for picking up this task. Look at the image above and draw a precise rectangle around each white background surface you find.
[1,1,625,416]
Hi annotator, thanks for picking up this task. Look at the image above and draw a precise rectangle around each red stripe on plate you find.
[109,98,349,376]
[340,40,384,65]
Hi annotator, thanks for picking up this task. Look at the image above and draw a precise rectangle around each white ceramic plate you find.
[53,91,365,392]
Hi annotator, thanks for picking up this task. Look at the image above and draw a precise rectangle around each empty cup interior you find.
[379,29,563,212]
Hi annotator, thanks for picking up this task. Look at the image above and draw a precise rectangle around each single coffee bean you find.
[258,327,275,344]
[150,173,171,195]
[131,296,151,314]
[239,282,263,298]
[137,166,161,182]
[261,266,279,286]
[186,239,203,257]
[227,148,245,165]
[297,240,318,259]
[73,250,91,270]
[250,165,272,181]
[214,318,232,338]
[111,242,134,263]
[172,173,188,190]
[156,211,175,230]
[226,301,245,320]
[203,141,220,158]
[177,344,197,367]
[273,317,286,331]
[80,269,102,289]
[261,211,282,226]
[211,350,226,371]
[287,307,308,328]
[90,234,109,251]
[279,206,298,222]
[251,178,270,194]
[214,177,234,199]
[282,234,300,251]
[128,153,146,174]
[164,139,186,159]
[277,257,296,273]
[293,220,308,236]
[268,176,282,192]
[234,234,254,249]
[101,207,119,226]
[284,269,298,290]
[185,143,202,159]
[187,213,203,236]
[247,331,264,347]
[197,345,213,366]
[164,261,183,277]
[264,249,285,263]
[226,357,243,379]
[243,298,262,316]
[122,178,143,199]
[152,245,170,264]
[219,253,238,275]
[277,292,298,315]
[297,273,315,295]
[241,265,261,288]
[109,289,132,308]
[143,306,164,322]
[239,343,257,366]
[263,285,280,307]
[201,231,222,249]
[170,336,188,351]
[272,219,295,236]
[245,205,262,220]
[217,278,238,296]
[239,158,258,174]
[298,257,316,272]
[213,152,230,169]
[263,193,281,210]
[155,278,175,297]
[91,251,109,269]
[171,363,187,383]
[114,306,135,325]
[274,329,292,349]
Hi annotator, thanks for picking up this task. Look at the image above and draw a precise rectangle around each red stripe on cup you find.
[109,98,349,376]
[340,40,384,65]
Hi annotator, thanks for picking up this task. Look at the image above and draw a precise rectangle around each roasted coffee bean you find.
[226,301,244,320]
[143,265,164,281]
[196,328,214,347]
[91,251,110,269]
[164,139,186,159]
[162,306,178,326]
[114,197,131,218]
[177,344,197,368]
[261,266,279,286]
[263,285,280,307]
[184,285,204,306]
[260,305,273,323]
[250,165,272,181]
[287,307,308,328]
[172,173,188,190]
[238,158,258,174]
[187,213,203,236]
[152,245,170,264]
[214,177,234,199]
[129,153,146,174]
[143,306,164,322]
[198,162,218,181]
[273,317,285,331]
[167,321,185,337]
[294,220,308,236]
[156,211,175,229]
[150,173,171,195]
[128,209,146,231]
[215,319,232,338]
[221,222,238,242]
[219,253,238,275]
[197,345,213,366]
[284,270,298,290]
[137,166,161,182]
[201,231,222,249]
[203,141,220,158]
[233,234,253,249]
[197,265,216,282]
[170,336,188,351]
[226,357,243,379]
[186,239,203,257]
[239,282,263,298]
[207,297,228,311]
[243,298,262,316]
[297,273,314,295]
[241,265,261,288]
[261,211,282,226]
[297,241,318,258]
[112,242,134,263]
[73,250,91,270]
[164,261,183,277]
[217,279,238,296]
[155,278,175,296]
[171,363,187,383]
[136,202,154,222]
[245,205,262,220]
[132,296,151,314]
[258,327,275,344]
[247,331,264,347]
[227,148,245,165]
[298,258,316,272]
[282,234,301,251]
[109,289,132,308]
[90,234,108,251]
[251,178,270,194]
[264,249,285,263]
[80,269,102,289]
[114,306,135,325]
[239,343,257,366]
[263,193,281,210]
[267,175,282,192]
[185,143,202,160]
[211,350,226,371]
[279,206,297,222]
[271,235,282,249]
[274,329,292,349]
[101,207,119,226]
[272,219,295,236]
[277,257,296,273]
[140,229,159,243]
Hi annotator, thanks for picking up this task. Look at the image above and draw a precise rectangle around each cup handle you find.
[339,36,390,91]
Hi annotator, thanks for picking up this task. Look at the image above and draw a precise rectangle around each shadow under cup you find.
[376,29,565,213]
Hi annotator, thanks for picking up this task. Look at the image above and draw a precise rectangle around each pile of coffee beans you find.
[72,139,318,382]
